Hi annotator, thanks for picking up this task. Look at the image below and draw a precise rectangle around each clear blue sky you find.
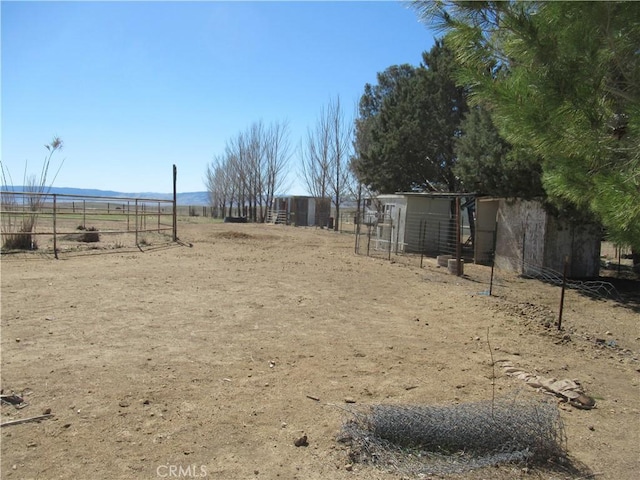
[2,1,435,195]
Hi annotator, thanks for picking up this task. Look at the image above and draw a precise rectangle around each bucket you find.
[447,258,464,275]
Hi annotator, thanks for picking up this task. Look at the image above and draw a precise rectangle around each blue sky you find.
[2,1,435,195]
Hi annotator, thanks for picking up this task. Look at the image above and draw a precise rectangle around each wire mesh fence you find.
[338,398,568,476]
[353,201,472,269]
[349,195,627,306]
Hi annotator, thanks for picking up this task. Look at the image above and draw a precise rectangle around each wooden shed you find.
[270,196,331,227]
[475,198,601,278]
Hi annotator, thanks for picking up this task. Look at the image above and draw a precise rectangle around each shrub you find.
[1,137,64,251]
[78,226,99,243]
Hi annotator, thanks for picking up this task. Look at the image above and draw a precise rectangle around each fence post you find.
[558,256,569,330]
[456,196,462,276]
[522,226,526,275]
[395,208,401,255]
[489,222,498,296]
[135,199,139,246]
[172,164,178,241]
[419,218,425,268]
[53,194,58,259]
[83,199,86,229]
[354,211,360,254]
[388,215,393,261]
[127,201,130,231]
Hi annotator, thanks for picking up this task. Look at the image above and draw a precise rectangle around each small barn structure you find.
[475,198,601,278]
[374,193,474,255]
[269,196,331,227]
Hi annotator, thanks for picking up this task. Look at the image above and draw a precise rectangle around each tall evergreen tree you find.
[455,105,543,198]
[353,41,468,193]
[412,1,640,254]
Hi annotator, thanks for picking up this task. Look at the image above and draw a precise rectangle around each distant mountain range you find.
[2,186,210,205]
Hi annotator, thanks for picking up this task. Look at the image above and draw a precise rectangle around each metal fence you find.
[353,204,472,273]
[1,191,176,257]
[176,205,215,218]
[349,202,633,330]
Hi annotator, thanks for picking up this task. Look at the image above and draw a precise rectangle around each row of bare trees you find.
[205,96,357,228]
[205,120,291,222]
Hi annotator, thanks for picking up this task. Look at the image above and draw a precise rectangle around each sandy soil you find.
[1,220,639,480]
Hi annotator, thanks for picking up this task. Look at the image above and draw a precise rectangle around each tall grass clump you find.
[1,137,65,251]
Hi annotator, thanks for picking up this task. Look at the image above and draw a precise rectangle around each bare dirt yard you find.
[1,220,639,480]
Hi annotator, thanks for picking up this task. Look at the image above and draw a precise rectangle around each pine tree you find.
[412,1,640,252]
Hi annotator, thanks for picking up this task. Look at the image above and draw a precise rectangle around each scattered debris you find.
[306,395,320,402]
[1,393,28,409]
[294,435,309,447]
[497,360,596,409]
[1,394,24,406]
[1,414,54,428]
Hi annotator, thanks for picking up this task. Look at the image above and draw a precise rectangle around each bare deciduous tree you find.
[264,120,292,215]
[205,120,291,222]
[301,96,354,229]
[327,96,354,231]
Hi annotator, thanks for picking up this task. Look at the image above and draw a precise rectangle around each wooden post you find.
[83,199,86,229]
[172,164,178,241]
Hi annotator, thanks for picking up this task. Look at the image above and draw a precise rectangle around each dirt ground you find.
[1,219,639,480]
